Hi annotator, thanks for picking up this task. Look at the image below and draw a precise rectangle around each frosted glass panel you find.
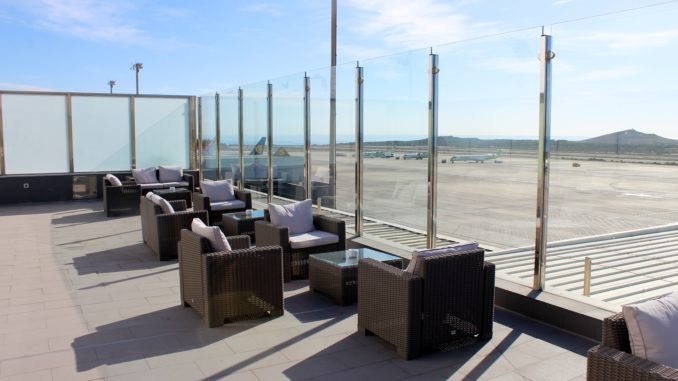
[72,96,131,172]
[200,95,217,180]
[135,98,190,169]
[2,94,69,174]
[219,89,240,182]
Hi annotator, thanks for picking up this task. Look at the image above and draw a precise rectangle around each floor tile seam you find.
[0,347,78,365]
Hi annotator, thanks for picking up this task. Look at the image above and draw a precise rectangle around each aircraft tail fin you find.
[250,137,266,155]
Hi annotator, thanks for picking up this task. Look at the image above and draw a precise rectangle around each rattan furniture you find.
[309,249,403,305]
[178,229,284,327]
[128,168,196,194]
[140,196,208,261]
[357,248,495,360]
[587,312,678,380]
[255,212,346,282]
[222,210,265,243]
[153,188,193,208]
[103,177,141,216]
[192,188,252,226]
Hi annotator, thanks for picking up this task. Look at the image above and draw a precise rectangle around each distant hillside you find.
[581,129,678,146]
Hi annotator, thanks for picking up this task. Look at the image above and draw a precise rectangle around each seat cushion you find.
[268,199,314,235]
[147,193,174,214]
[139,183,164,190]
[162,181,189,188]
[210,200,246,211]
[200,180,235,202]
[623,292,678,368]
[191,218,231,252]
[104,173,122,186]
[405,242,479,274]
[132,167,158,184]
[289,230,339,249]
[158,166,183,182]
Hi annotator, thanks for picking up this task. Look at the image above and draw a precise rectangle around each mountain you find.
[581,129,678,146]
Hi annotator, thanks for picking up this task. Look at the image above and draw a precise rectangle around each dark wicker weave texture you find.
[139,196,208,261]
[357,249,495,360]
[103,177,141,216]
[222,212,263,243]
[192,189,252,226]
[178,229,284,327]
[587,312,678,381]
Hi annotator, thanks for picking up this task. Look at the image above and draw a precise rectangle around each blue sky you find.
[1,0,678,139]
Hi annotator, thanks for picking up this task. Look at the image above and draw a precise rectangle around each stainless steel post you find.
[66,94,75,173]
[304,75,312,199]
[533,34,554,291]
[583,257,592,296]
[0,94,5,175]
[329,0,337,209]
[215,92,221,180]
[355,65,364,236]
[189,96,198,171]
[427,54,439,249]
[130,96,137,169]
[197,97,203,180]
[238,88,244,191]
[267,82,273,204]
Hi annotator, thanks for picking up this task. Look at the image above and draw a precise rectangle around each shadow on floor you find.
[66,242,167,277]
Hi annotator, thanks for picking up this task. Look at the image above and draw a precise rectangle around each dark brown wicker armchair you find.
[255,212,346,282]
[178,229,284,327]
[192,189,252,226]
[139,196,208,261]
[587,312,678,381]
[103,177,141,216]
[357,248,495,360]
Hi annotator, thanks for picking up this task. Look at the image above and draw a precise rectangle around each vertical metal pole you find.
[189,96,198,171]
[238,88,245,190]
[267,82,274,204]
[130,96,137,169]
[215,92,221,180]
[0,94,5,175]
[533,34,554,291]
[329,0,338,209]
[583,257,592,296]
[66,94,74,173]
[427,54,439,249]
[197,97,204,181]
[304,75,312,199]
[355,64,364,236]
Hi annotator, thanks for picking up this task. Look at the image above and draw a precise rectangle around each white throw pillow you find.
[623,292,678,369]
[405,241,479,273]
[147,193,174,214]
[191,218,231,252]
[158,166,183,183]
[145,191,155,199]
[132,167,159,184]
[200,180,235,202]
[104,173,122,186]
[268,199,314,235]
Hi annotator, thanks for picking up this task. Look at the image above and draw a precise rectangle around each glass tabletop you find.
[226,209,265,220]
[311,248,401,268]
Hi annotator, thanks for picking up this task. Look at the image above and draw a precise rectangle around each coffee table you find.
[309,248,403,305]
[222,209,265,243]
[153,188,192,208]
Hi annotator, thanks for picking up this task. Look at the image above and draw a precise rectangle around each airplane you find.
[400,152,428,160]
[363,150,395,158]
[449,151,501,164]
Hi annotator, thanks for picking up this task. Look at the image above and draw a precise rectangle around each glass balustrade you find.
[241,82,269,205]
[199,94,218,180]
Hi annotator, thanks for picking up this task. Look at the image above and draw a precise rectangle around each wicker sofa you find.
[103,176,141,216]
[255,211,346,282]
[192,188,252,226]
[129,168,197,194]
[139,197,207,261]
[587,312,678,380]
[178,229,284,327]
[357,248,495,360]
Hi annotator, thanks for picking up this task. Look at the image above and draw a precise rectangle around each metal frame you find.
[189,96,198,171]
[426,54,439,249]
[533,34,554,291]
[267,82,274,204]
[65,95,75,172]
[130,96,137,169]
[0,94,5,175]
[215,92,222,180]
[355,64,364,236]
[303,75,312,199]
[238,88,244,190]
[0,90,191,99]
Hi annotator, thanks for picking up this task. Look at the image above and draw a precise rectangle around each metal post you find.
[130,96,137,169]
[197,97,203,180]
[238,88,244,190]
[0,94,6,175]
[66,94,74,173]
[583,257,592,296]
[267,82,273,204]
[215,92,221,180]
[189,96,198,171]
[329,0,338,209]
[304,75,312,199]
[355,64,364,236]
[427,54,439,249]
[533,34,554,291]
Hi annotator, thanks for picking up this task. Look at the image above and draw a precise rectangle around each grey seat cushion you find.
[289,230,339,249]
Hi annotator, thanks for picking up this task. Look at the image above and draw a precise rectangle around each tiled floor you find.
[0,201,595,380]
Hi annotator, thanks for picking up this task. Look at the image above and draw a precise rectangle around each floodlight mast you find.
[131,63,143,94]
[108,80,116,94]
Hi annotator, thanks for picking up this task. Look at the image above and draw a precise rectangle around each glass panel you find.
[2,94,69,174]
[219,89,240,183]
[200,94,218,180]
[135,97,190,169]
[241,82,269,205]
[72,96,130,172]
[436,28,541,274]
[361,49,430,247]
[270,74,305,204]
[547,5,678,307]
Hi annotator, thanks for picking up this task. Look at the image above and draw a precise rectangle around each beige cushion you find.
[405,242,479,274]
[147,193,174,214]
[104,173,122,186]
[289,230,339,249]
[139,183,163,190]
[623,292,678,368]
[132,167,158,184]
[200,180,235,202]
[158,166,183,182]
[211,200,246,211]
[162,181,189,188]
[268,199,314,235]
[191,218,231,252]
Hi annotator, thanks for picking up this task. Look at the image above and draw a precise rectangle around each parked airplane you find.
[401,152,428,160]
[449,151,501,163]
[363,151,395,158]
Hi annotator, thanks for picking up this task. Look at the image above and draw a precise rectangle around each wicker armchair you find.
[587,312,678,380]
[139,197,208,261]
[357,248,495,360]
[255,212,346,282]
[103,177,141,216]
[178,229,284,327]
[192,189,252,226]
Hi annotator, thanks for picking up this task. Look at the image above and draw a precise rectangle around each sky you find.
[1,0,678,139]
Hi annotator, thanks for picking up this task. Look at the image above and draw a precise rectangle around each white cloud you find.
[242,3,284,17]
[0,82,54,91]
[564,66,637,82]
[553,0,575,5]
[589,29,678,50]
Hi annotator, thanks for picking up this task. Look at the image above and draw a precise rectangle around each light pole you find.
[131,62,143,94]
[108,80,116,94]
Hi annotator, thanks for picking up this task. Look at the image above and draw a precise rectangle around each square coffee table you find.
[153,188,192,208]
[309,248,403,305]
[222,210,265,243]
